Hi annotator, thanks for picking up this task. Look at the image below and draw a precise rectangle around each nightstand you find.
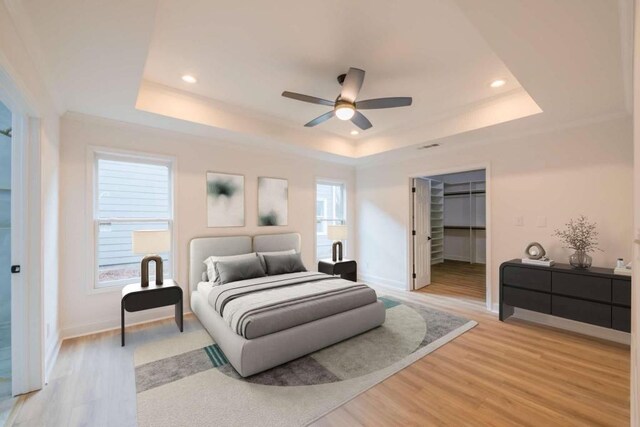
[318,259,358,282]
[121,279,183,346]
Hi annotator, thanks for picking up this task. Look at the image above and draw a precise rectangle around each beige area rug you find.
[134,296,477,427]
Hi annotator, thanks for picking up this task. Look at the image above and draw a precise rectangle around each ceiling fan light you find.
[335,104,355,121]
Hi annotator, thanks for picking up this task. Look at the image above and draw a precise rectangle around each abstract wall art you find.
[206,172,244,227]
[258,177,288,226]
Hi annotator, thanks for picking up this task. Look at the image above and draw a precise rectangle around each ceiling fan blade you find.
[304,110,334,127]
[351,111,372,130]
[356,97,413,110]
[282,91,334,107]
[340,68,365,103]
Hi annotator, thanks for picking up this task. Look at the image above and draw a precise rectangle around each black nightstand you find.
[318,259,358,282]
[121,279,183,346]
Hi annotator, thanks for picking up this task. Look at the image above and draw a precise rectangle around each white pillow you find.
[257,249,296,271]
[203,253,258,284]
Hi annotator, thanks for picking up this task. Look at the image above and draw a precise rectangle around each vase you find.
[569,250,592,269]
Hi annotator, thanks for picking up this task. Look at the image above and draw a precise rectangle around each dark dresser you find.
[500,260,631,332]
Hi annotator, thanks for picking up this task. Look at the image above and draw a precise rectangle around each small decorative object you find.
[615,261,632,276]
[327,224,348,262]
[132,230,171,287]
[522,242,555,266]
[553,215,601,269]
[258,177,288,226]
[524,242,546,260]
[207,172,244,227]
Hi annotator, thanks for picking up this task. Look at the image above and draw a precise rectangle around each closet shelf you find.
[444,190,486,197]
[444,225,486,230]
[428,178,444,265]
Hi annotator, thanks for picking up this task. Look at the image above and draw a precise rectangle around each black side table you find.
[121,279,183,346]
[318,259,358,282]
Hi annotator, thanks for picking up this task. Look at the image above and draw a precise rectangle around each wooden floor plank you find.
[9,261,630,426]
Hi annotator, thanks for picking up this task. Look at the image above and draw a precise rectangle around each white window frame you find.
[316,199,328,236]
[315,179,347,261]
[86,147,176,294]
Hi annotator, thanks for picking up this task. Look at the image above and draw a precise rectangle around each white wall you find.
[58,114,356,337]
[356,117,633,306]
[0,1,60,385]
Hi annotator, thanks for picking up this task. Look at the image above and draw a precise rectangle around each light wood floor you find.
[10,268,630,427]
[426,260,486,302]
[316,263,630,426]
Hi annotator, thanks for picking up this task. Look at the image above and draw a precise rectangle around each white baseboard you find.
[512,308,631,345]
[61,306,193,340]
[358,273,406,290]
[44,332,61,384]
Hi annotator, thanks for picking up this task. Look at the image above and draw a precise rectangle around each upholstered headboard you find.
[189,236,252,291]
[253,232,301,253]
[188,232,302,291]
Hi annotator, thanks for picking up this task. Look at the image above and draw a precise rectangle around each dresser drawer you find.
[502,266,551,292]
[612,279,631,307]
[503,286,551,313]
[612,306,631,332]
[552,272,611,303]
[552,295,611,328]
[123,287,182,312]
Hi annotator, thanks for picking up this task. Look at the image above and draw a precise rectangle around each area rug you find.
[134,296,477,427]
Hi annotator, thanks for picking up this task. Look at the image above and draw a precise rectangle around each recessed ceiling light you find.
[350,130,359,136]
[182,75,197,84]
[490,79,506,88]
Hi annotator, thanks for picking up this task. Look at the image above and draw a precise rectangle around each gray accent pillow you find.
[257,249,296,271]
[214,256,266,285]
[263,253,307,276]
[203,252,257,284]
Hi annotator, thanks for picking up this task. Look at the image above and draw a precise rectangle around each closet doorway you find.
[411,169,487,303]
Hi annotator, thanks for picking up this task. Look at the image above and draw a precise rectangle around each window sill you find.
[87,283,129,296]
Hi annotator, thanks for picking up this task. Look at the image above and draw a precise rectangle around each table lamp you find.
[327,224,348,262]
[132,230,170,287]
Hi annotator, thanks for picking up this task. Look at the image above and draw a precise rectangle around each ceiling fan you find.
[281,67,412,131]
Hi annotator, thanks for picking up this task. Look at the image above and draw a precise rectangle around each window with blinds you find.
[316,181,346,260]
[94,153,173,288]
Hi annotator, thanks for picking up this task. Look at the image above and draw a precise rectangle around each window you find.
[316,200,327,234]
[94,152,173,288]
[316,181,346,260]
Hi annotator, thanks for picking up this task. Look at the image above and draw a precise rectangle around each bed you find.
[189,232,386,377]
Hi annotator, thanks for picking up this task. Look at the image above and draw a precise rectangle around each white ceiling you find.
[15,0,632,162]
[143,0,522,139]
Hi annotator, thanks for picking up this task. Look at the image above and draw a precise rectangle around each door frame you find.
[0,64,44,394]
[407,162,492,311]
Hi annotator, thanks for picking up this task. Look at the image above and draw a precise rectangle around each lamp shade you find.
[327,225,348,241]
[132,230,170,254]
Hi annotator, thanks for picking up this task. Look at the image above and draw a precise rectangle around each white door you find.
[413,178,431,289]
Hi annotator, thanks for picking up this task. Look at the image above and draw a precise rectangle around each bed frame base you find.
[191,291,386,377]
